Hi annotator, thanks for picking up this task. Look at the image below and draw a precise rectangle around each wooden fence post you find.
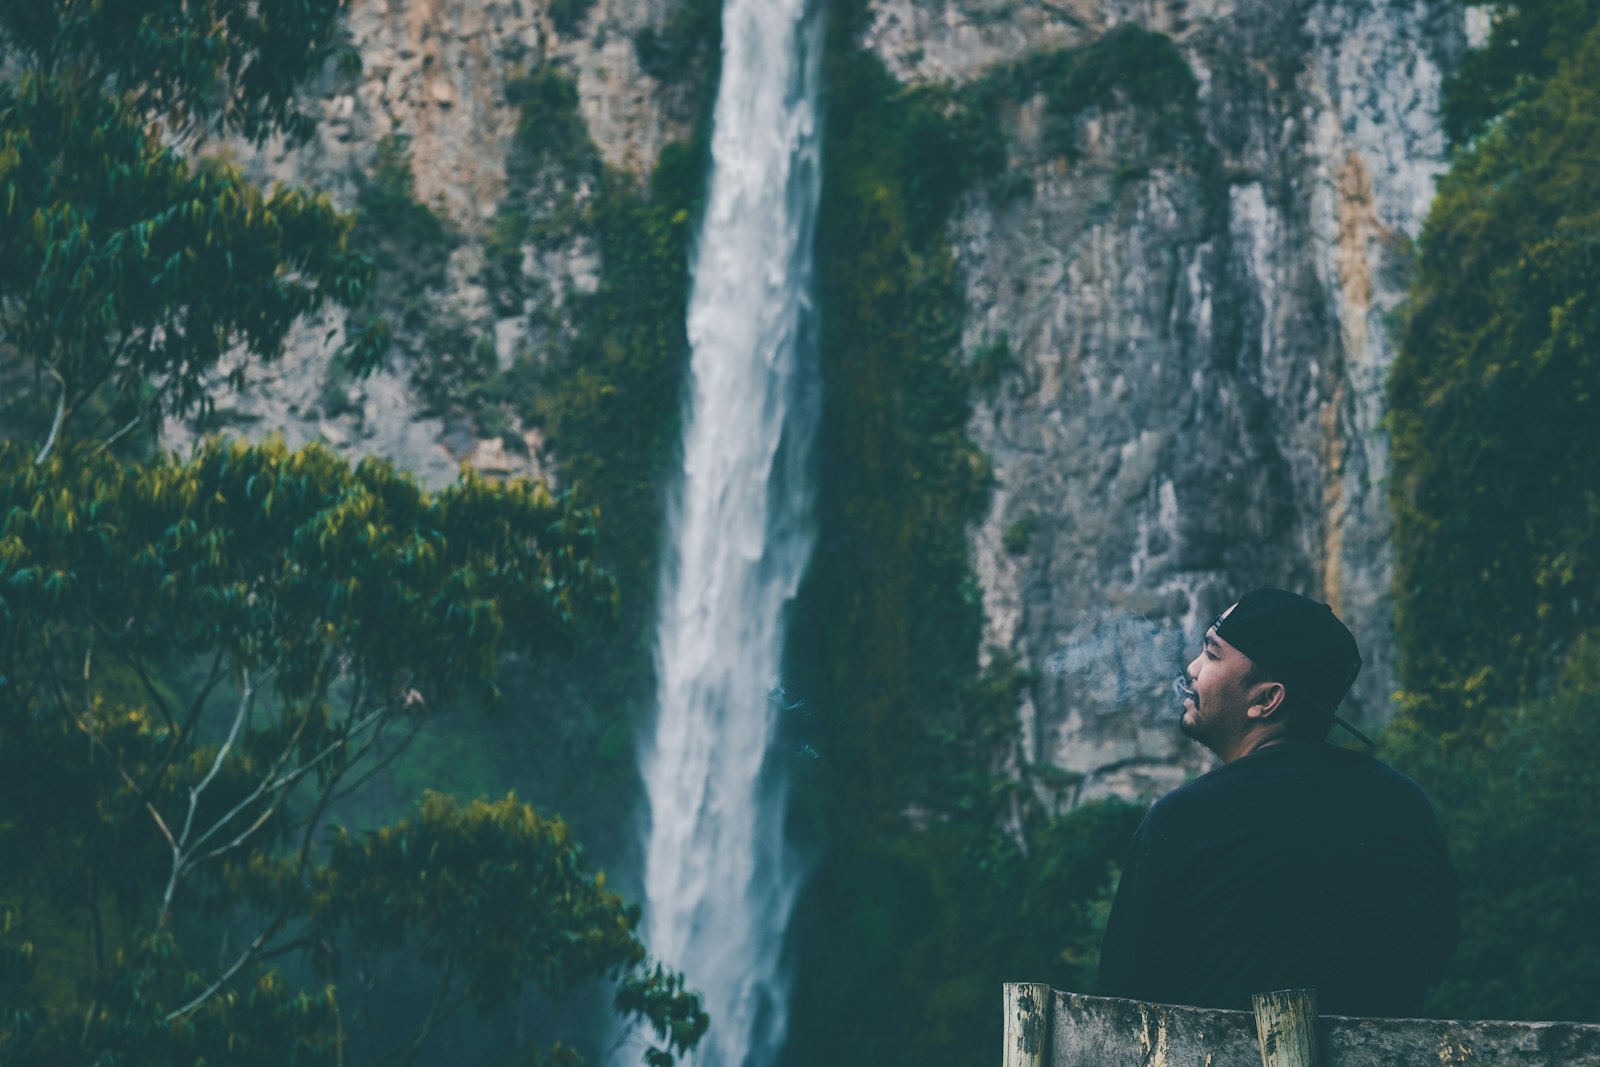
[1252,988,1321,1067]
[1003,982,1052,1067]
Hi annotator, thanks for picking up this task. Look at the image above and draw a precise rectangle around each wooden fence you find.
[1002,983,1600,1066]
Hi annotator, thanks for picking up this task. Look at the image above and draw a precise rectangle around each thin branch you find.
[91,363,179,456]
[376,953,464,1067]
[72,712,178,852]
[82,640,94,723]
[83,612,178,735]
[34,366,67,465]
[164,923,276,1021]
[86,865,105,971]
[158,671,255,929]
[166,703,397,1028]
[80,998,97,1047]
[90,408,151,455]
[325,716,424,808]
[180,647,230,738]
[360,962,380,1067]
[184,700,386,862]
[130,647,230,805]
[162,664,402,1021]
[118,645,179,735]
[40,638,79,723]
[165,725,381,1021]
[258,933,333,963]
[185,671,253,833]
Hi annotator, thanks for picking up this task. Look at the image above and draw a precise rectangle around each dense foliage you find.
[427,62,709,619]
[1386,0,1600,1023]
[974,22,1200,161]
[1384,641,1600,1022]
[0,0,384,456]
[1390,9,1600,727]
[633,0,724,88]
[1440,0,1600,145]
[334,66,711,917]
[0,3,708,1062]
[0,440,705,1064]
[781,15,1179,1065]
[527,142,704,610]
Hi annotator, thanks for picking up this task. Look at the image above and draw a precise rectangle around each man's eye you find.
[1204,651,1218,661]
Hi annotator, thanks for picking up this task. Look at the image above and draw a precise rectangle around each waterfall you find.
[638,0,824,1064]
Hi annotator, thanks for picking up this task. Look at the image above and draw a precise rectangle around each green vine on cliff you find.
[973,22,1201,161]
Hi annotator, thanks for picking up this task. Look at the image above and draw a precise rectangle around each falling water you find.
[638,0,824,1064]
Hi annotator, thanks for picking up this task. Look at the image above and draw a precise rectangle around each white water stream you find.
[638,0,824,1064]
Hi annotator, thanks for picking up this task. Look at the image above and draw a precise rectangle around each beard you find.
[1178,701,1202,739]
[1178,694,1218,748]
[1175,674,1201,738]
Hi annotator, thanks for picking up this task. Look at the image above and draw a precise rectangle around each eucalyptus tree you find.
[0,4,705,1063]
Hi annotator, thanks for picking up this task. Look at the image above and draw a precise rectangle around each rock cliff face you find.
[914,0,1467,802]
[173,0,689,486]
[180,0,1467,807]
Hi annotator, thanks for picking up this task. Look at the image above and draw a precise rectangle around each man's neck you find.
[1219,727,1296,763]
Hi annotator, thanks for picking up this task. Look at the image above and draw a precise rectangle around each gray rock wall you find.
[910,0,1467,804]
[168,0,687,487]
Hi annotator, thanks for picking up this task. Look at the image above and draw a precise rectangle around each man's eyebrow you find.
[1203,632,1219,651]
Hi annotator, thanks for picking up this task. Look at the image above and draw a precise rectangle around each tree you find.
[1385,2,1600,1023]
[1440,0,1600,146]
[0,3,706,1062]
[1389,7,1600,728]
[1383,640,1600,1022]
[0,0,385,458]
[0,438,705,1063]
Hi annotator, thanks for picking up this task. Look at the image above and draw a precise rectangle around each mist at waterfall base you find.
[633,0,826,1064]
[1043,609,1193,721]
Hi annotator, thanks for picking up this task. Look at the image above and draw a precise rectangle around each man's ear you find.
[1245,680,1287,721]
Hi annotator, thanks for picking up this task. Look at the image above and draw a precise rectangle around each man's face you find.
[1178,612,1260,752]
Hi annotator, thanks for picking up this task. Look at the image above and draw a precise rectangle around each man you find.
[1097,589,1458,1016]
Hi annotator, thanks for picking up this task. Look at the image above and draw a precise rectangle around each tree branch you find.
[185,699,387,864]
[325,715,423,808]
[158,670,256,929]
[164,922,277,1021]
[72,711,178,852]
[126,646,230,807]
[161,664,404,1021]
[34,366,67,465]
[181,647,230,738]
[376,952,465,1067]
[127,649,179,736]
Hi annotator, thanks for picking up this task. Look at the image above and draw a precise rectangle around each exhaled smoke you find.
[1172,673,1197,708]
[1043,608,1191,719]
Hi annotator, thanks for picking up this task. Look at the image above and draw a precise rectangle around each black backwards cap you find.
[1212,588,1370,745]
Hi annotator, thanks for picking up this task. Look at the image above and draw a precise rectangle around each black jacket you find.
[1097,740,1459,1016]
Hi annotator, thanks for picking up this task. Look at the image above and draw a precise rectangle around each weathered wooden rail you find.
[1003,983,1600,1066]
